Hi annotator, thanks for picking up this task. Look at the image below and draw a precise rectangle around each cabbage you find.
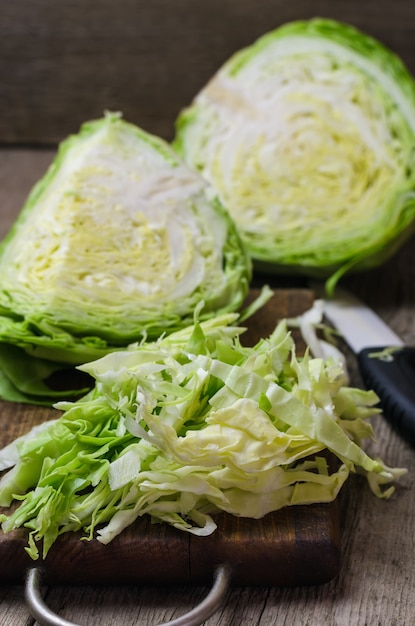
[0,113,251,403]
[174,19,415,291]
[0,311,404,560]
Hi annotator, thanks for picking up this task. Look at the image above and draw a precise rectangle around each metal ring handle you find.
[25,565,231,626]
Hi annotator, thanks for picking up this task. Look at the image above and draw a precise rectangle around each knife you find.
[313,284,415,445]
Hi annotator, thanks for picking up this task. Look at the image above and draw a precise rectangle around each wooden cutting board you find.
[0,289,341,587]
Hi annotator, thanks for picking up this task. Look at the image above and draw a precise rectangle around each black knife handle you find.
[357,346,415,445]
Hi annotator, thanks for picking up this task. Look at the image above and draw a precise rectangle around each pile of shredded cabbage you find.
[0,306,405,559]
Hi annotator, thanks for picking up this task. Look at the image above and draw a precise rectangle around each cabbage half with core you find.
[0,113,251,404]
[174,19,415,290]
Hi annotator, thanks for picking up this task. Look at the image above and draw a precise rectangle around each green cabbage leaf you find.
[0,311,404,559]
[174,19,415,291]
[0,113,251,403]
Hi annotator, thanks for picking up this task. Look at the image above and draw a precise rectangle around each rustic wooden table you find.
[0,149,414,625]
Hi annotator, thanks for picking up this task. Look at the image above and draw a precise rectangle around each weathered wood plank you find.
[1,0,415,144]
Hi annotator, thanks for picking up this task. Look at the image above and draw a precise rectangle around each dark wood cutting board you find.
[0,289,341,587]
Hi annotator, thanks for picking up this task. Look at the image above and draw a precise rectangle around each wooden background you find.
[1,0,415,145]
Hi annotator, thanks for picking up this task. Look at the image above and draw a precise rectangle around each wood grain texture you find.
[1,0,415,145]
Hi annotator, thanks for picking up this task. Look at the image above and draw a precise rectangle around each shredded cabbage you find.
[0,310,405,560]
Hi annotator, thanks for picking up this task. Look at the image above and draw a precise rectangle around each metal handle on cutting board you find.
[25,565,231,626]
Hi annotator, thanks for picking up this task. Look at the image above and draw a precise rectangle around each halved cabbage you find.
[0,113,251,403]
[174,19,415,290]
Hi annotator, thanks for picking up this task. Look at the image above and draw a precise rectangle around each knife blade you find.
[313,285,415,445]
